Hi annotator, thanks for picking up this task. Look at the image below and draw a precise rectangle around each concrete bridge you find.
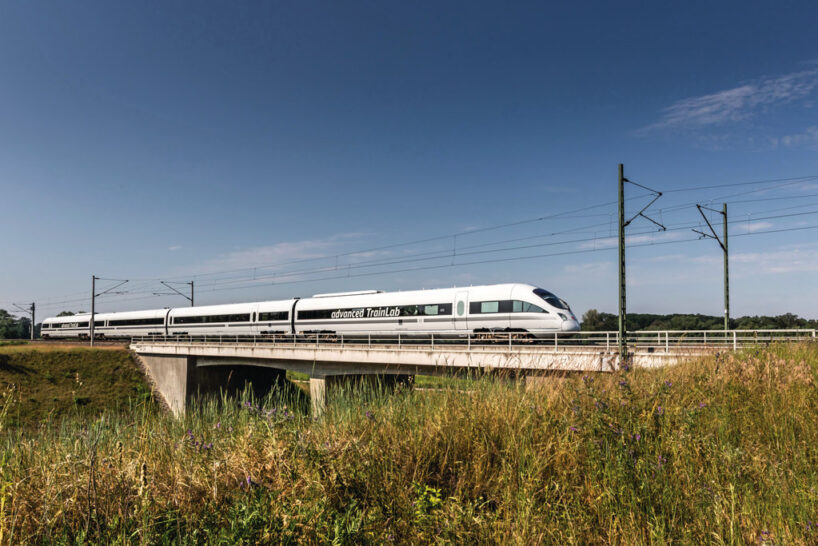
[130,329,815,415]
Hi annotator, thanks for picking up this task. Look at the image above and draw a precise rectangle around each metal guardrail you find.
[130,329,817,353]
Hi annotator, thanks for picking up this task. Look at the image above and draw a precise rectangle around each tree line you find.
[581,309,818,331]
[0,310,77,339]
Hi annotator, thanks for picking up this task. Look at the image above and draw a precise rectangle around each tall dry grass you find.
[1,343,817,544]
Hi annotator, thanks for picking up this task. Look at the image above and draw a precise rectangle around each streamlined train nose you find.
[561,318,580,332]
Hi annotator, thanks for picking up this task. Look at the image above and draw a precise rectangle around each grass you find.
[0,346,154,428]
[1,343,817,543]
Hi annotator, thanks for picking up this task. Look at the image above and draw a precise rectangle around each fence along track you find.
[130,329,817,353]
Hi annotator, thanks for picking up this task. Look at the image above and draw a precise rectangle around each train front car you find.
[507,284,580,335]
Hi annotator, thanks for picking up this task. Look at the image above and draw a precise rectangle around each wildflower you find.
[698,402,707,409]
[622,363,631,372]
[215,422,221,429]
[664,380,672,388]
[618,380,628,388]
[569,426,578,433]
[657,454,667,468]
[656,406,664,416]
[634,433,641,441]
[365,410,374,420]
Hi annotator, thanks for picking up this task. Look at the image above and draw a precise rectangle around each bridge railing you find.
[130,329,816,352]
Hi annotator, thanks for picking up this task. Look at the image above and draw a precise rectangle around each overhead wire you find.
[10,174,818,312]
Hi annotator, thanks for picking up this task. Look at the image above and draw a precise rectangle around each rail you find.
[130,329,817,353]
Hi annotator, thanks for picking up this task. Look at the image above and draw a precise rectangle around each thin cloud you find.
[736,221,774,233]
[180,233,372,277]
[638,68,818,133]
[168,245,182,251]
[731,247,818,274]
[772,126,818,149]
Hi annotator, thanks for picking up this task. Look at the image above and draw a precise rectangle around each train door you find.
[454,291,469,331]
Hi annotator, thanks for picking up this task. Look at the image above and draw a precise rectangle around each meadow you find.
[0,342,816,544]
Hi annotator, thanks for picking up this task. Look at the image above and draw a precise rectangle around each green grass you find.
[0,346,154,428]
[1,343,817,543]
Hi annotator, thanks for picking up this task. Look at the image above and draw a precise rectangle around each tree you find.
[0,310,17,338]
[57,311,75,317]
[581,309,618,331]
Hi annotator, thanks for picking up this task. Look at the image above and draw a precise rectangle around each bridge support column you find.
[309,374,414,417]
[137,353,286,415]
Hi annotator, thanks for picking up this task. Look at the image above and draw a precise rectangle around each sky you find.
[1,1,818,321]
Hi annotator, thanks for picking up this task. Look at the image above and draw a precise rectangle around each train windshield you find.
[533,288,571,311]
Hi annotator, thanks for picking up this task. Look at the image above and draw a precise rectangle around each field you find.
[1,343,817,543]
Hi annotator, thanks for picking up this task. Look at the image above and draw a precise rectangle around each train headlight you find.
[558,313,568,320]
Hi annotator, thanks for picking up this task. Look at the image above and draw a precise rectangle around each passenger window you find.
[424,305,438,316]
[481,301,499,313]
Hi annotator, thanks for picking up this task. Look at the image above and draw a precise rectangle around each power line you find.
[663,174,818,193]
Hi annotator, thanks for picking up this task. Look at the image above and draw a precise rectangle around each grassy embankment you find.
[0,344,153,428]
[1,343,818,543]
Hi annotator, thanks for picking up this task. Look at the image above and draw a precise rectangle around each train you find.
[41,283,580,339]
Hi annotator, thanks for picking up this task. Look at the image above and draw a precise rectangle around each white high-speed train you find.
[41,283,580,339]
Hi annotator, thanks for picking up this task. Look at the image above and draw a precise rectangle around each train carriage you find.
[41,283,579,339]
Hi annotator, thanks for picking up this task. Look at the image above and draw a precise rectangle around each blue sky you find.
[1,1,818,320]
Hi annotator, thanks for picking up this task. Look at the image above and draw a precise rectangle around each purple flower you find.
[622,363,631,372]
[365,410,374,421]
[657,454,667,468]
[633,433,641,441]
[664,380,672,388]
[618,380,628,387]
[656,406,664,416]
[569,426,578,433]
[698,402,707,409]
[215,422,221,429]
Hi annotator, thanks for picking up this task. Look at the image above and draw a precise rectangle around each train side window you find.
[513,300,547,313]
[423,305,438,316]
[481,301,499,313]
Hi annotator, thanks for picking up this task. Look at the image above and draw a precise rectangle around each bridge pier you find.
[135,353,286,414]
[309,373,414,417]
